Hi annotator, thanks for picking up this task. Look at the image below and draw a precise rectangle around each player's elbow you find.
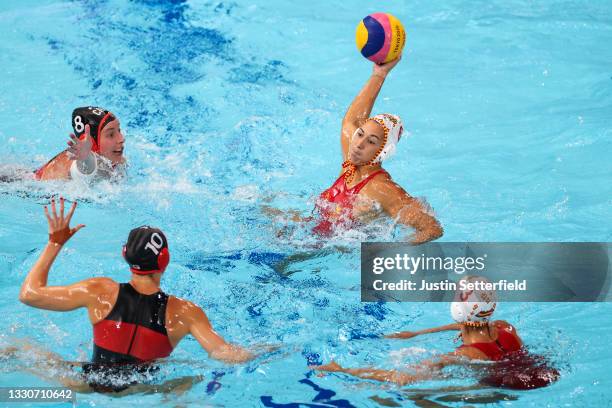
[414,222,443,244]
[19,288,37,306]
[430,223,444,240]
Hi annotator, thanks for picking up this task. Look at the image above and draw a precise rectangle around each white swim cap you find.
[369,114,404,163]
[450,276,497,326]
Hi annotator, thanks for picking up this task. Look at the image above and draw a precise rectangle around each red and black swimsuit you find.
[82,283,174,392]
[92,283,173,364]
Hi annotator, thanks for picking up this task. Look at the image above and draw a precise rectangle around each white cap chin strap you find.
[375,141,397,163]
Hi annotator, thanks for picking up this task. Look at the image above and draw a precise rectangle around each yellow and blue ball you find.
[356,13,406,64]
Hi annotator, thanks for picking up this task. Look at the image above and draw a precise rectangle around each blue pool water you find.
[1,0,611,406]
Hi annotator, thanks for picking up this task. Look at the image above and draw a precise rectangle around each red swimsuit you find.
[459,322,522,361]
[460,322,560,389]
[313,169,387,236]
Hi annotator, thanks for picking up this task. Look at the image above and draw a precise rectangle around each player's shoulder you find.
[167,296,205,319]
[366,170,411,201]
[370,170,401,190]
[83,277,116,289]
[492,320,518,333]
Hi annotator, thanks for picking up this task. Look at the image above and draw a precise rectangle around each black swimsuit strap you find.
[495,338,507,352]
